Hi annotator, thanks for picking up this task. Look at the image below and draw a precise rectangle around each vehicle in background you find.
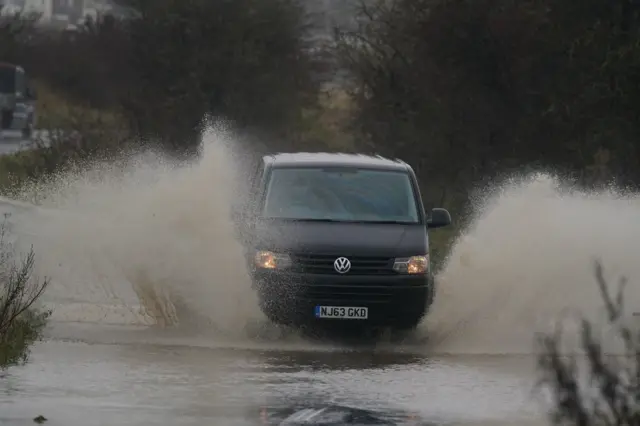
[233,152,452,332]
[0,63,37,140]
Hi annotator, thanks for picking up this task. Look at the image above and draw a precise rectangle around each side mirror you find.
[427,207,451,229]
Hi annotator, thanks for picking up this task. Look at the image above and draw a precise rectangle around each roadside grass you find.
[0,81,131,198]
[32,80,126,133]
[296,87,358,152]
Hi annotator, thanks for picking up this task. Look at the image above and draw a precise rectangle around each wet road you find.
[0,322,547,426]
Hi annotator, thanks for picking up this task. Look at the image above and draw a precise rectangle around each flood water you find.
[0,322,546,426]
[1,128,638,426]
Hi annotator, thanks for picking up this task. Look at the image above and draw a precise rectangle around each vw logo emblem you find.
[333,257,351,274]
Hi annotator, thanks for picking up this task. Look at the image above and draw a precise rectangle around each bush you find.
[537,261,640,425]
[122,0,322,149]
[0,216,50,369]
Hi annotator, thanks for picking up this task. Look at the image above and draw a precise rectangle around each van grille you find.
[300,284,394,303]
[290,253,395,275]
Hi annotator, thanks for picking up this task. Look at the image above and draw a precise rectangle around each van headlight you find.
[254,250,292,270]
[393,255,429,274]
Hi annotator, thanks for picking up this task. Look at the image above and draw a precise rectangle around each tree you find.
[118,0,321,151]
[337,0,640,209]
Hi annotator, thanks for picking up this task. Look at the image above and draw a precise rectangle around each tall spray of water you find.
[4,124,265,338]
[2,123,640,354]
[422,174,640,355]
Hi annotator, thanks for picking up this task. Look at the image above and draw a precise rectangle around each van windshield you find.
[261,167,421,223]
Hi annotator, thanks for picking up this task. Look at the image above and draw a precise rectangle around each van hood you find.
[251,220,428,257]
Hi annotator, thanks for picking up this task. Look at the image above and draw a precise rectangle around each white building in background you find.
[1,0,113,26]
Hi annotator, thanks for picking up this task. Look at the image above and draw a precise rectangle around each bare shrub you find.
[0,215,50,368]
[537,261,640,425]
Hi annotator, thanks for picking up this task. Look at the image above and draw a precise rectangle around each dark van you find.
[234,153,451,331]
[0,63,37,139]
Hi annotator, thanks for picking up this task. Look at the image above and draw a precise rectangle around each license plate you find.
[314,305,368,320]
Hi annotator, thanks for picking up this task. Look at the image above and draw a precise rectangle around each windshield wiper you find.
[266,217,347,223]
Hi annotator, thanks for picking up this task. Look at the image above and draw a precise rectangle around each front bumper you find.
[252,270,434,327]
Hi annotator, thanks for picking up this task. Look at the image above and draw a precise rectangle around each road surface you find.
[0,323,547,426]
